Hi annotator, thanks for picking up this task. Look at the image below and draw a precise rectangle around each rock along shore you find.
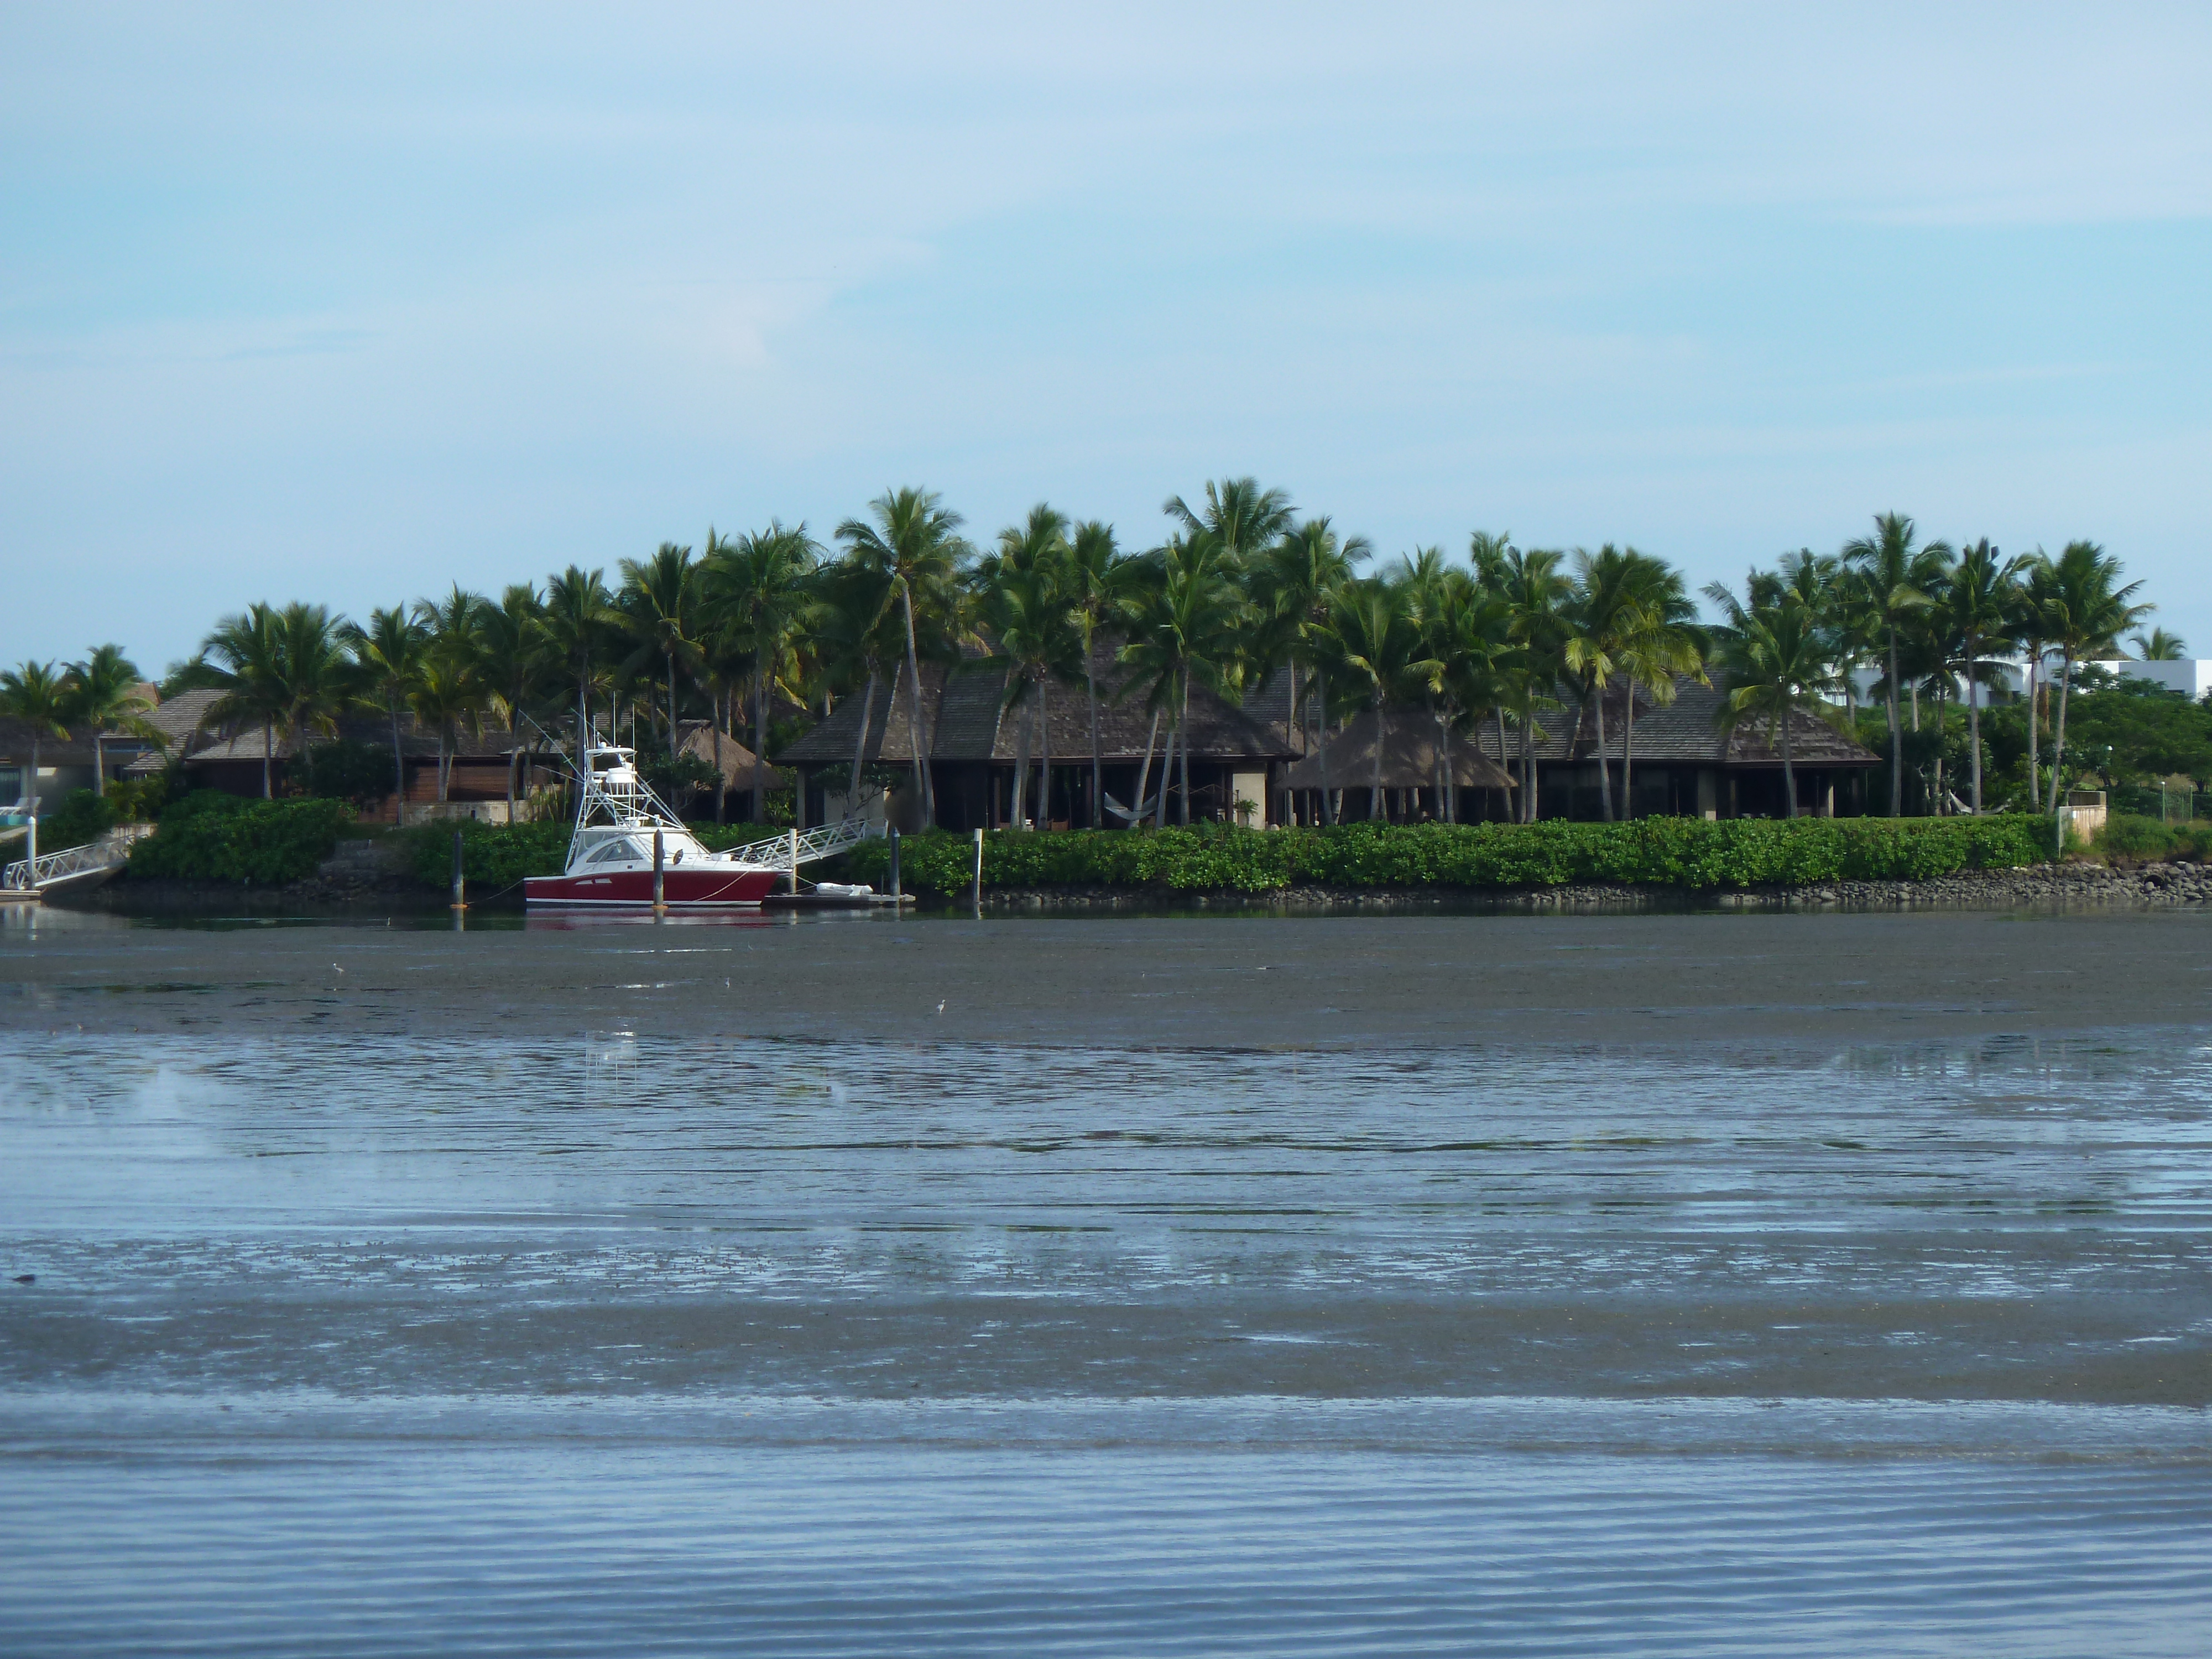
[966,861,2212,914]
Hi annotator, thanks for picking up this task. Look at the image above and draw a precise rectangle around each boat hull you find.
[524,865,780,909]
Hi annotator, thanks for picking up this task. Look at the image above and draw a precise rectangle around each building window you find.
[0,767,19,806]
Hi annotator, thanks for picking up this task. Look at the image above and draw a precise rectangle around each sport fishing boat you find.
[524,745,781,911]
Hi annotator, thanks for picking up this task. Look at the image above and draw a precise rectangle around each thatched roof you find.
[1282,709,1515,792]
[779,645,1298,769]
[1473,676,1877,768]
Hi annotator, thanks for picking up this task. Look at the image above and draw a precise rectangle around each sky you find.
[4,2,2209,673]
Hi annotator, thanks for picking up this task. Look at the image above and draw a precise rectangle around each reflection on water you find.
[3,1019,2209,1652]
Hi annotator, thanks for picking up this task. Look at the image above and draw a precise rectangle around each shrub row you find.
[2095,813,2211,865]
[400,817,779,891]
[842,815,2054,896]
[128,792,352,884]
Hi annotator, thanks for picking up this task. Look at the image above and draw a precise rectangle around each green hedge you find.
[36,789,118,853]
[2095,813,2211,865]
[128,792,352,884]
[842,815,2054,896]
[400,817,782,891]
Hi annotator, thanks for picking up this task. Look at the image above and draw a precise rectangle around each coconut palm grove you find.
[5,480,2206,885]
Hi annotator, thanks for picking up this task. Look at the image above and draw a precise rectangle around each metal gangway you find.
[718,815,883,874]
[2,824,156,897]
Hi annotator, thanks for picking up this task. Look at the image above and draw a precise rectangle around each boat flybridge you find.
[523,747,780,910]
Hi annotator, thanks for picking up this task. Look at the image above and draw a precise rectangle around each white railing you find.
[2,823,155,893]
[717,815,882,871]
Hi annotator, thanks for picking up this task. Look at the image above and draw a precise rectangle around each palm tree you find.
[1842,513,1953,816]
[1164,477,1295,568]
[807,555,902,815]
[202,603,290,796]
[1710,596,1840,819]
[1405,562,1514,823]
[342,606,430,810]
[62,645,162,799]
[2133,627,2188,661]
[273,603,353,777]
[618,542,699,752]
[1940,540,2028,813]
[539,566,619,756]
[1611,555,1703,821]
[1254,517,1371,823]
[1118,530,1246,826]
[1326,577,1422,822]
[2015,551,2062,812]
[477,585,546,818]
[0,661,72,821]
[703,522,821,822]
[1500,547,1571,821]
[2039,540,2151,837]
[978,505,1077,830]
[1064,519,1129,828]
[1562,545,1645,821]
[409,653,486,802]
[837,488,972,823]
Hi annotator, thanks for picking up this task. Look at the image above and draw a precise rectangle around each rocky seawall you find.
[967,862,2212,913]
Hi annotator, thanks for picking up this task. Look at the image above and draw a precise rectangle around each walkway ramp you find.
[716,816,881,872]
[2,824,156,897]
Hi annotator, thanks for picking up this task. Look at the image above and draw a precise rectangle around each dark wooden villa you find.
[778,648,1300,830]
[1466,675,1880,821]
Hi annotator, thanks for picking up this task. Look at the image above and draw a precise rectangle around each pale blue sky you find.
[4,3,2209,671]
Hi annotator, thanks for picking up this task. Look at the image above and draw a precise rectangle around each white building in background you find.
[2090,659,2212,700]
[1848,659,2212,703]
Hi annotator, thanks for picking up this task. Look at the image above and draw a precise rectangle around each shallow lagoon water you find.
[2,909,2208,1653]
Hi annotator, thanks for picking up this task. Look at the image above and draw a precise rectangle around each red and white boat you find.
[524,745,781,911]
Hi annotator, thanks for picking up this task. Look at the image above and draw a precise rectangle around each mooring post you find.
[787,827,800,895]
[888,827,901,902]
[652,828,666,916]
[972,826,984,909]
[449,828,466,911]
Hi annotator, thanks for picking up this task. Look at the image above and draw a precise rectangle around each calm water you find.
[2,919,2209,1653]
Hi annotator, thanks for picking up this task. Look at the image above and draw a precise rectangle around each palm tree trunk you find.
[2052,652,2075,840]
[1594,680,1614,822]
[506,717,518,823]
[1885,629,1902,817]
[1492,707,1509,822]
[898,578,933,822]
[1371,701,1385,822]
[262,724,273,799]
[2025,655,2042,811]
[1968,645,1983,813]
[1177,672,1192,827]
[711,686,726,826]
[1133,706,1161,827]
[91,733,105,798]
[1317,678,1334,826]
[1437,709,1452,824]
[391,704,406,825]
[1621,687,1636,822]
[1933,674,1948,813]
[1084,654,1103,830]
[754,666,770,825]
[1152,714,1173,830]
[667,649,677,759]
[1782,714,1797,820]
[1039,676,1053,829]
[848,670,878,806]
[1011,685,1032,829]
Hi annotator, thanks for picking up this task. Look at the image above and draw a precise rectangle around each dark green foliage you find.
[300,740,398,806]
[37,789,118,852]
[639,748,718,807]
[2095,814,2209,865]
[403,817,573,890]
[129,793,351,884]
[103,768,183,824]
[843,816,2052,896]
